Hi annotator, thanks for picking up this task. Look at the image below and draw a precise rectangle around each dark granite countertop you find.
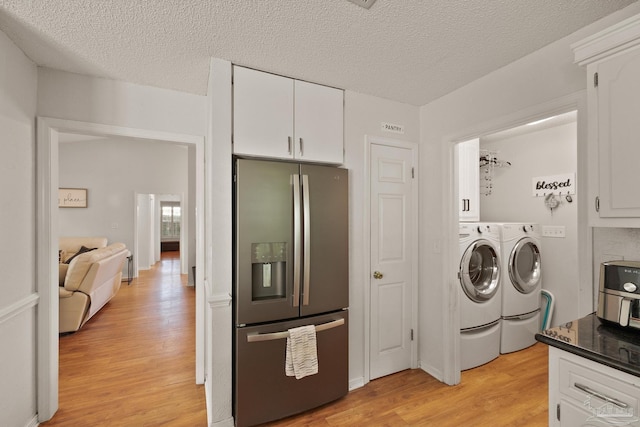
[535,312,640,378]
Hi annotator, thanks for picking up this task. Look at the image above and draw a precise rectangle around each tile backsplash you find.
[592,227,640,309]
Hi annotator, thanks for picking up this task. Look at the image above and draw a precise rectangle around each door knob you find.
[373,271,383,279]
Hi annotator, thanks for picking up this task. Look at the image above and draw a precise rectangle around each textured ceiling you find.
[0,0,636,106]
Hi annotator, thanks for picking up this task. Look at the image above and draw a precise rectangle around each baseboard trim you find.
[210,417,235,427]
[0,293,39,325]
[418,361,444,383]
[349,376,366,391]
[26,414,39,427]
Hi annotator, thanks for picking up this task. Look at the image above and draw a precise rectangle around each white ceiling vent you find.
[347,0,377,9]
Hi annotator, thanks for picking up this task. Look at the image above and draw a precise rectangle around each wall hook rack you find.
[479,150,511,196]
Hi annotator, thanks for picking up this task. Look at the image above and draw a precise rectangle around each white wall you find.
[480,122,580,325]
[206,58,234,427]
[418,3,640,383]
[343,91,420,388]
[592,228,640,306]
[0,29,38,427]
[37,68,207,136]
[58,136,189,275]
[137,193,153,270]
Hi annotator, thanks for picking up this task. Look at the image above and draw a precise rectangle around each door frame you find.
[36,117,206,420]
[364,135,419,384]
[134,193,187,277]
[443,91,589,384]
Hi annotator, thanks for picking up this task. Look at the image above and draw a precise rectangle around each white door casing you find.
[36,117,206,421]
[368,139,417,380]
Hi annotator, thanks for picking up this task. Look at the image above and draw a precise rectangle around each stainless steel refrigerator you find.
[233,158,349,427]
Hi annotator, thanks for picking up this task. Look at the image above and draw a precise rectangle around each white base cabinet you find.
[548,347,640,426]
[233,66,344,164]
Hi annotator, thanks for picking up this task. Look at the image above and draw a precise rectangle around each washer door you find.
[508,237,541,294]
[460,239,500,302]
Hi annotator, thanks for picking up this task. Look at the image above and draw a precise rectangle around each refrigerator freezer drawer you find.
[234,311,348,427]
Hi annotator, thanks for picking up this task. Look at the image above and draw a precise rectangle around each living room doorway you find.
[36,117,205,420]
[134,193,190,283]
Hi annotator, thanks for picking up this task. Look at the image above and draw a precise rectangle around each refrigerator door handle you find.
[246,318,345,342]
[302,174,311,306]
[292,174,301,307]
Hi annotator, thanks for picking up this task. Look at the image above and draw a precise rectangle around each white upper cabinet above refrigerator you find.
[233,66,344,164]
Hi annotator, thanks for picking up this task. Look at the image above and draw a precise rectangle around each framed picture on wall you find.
[59,188,88,208]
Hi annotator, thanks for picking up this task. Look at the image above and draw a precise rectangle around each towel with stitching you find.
[285,325,318,379]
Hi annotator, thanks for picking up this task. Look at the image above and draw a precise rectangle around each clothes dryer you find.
[497,223,542,354]
[458,223,502,370]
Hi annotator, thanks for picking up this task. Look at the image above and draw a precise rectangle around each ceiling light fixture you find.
[348,0,377,9]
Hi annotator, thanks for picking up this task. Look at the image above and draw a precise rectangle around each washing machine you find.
[497,223,542,354]
[458,223,502,370]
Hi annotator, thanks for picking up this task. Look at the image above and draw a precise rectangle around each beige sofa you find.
[59,237,128,333]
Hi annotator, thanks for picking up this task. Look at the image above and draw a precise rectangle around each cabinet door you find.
[457,138,480,221]
[294,80,344,164]
[233,66,294,160]
[559,400,601,426]
[549,347,640,427]
[596,48,640,217]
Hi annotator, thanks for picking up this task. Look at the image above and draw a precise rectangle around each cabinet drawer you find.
[558,357,640,423]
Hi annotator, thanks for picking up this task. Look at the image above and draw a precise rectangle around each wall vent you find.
[348,0,377,9]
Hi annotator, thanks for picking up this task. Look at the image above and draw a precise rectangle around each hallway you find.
[42,251,207,426]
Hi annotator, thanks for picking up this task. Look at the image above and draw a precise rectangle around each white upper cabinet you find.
[233,66,344,164]
[233,66,294,159]
[457,138,480,222]
[294,79,344,164]
[595,51,640,219]
[573,14,640,226]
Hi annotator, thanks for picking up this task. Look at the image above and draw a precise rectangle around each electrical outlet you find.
[542,225,565,238]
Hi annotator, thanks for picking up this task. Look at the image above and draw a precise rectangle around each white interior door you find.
[369,142,415,380]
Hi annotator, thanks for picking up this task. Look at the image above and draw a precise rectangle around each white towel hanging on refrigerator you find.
[285,325,318,379]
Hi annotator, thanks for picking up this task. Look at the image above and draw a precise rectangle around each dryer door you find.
[460,239,500,302]
[508,237,541,294]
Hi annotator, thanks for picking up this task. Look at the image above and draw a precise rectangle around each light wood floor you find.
[263,342,548,427]
[41,251,208,426]
[42,251,549,426]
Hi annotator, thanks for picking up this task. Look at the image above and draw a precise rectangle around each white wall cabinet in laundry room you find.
[573,14,640,226]
[548,347,640,426]
[456,138,480,221]
[233,66,344,164]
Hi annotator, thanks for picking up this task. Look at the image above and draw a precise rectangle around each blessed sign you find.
[532,173,575,197]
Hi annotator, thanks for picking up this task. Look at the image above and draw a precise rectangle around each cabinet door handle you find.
[574,383,628,408]
[595,196,600,212]
[299,138,304,157]
[288,136,292,154]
